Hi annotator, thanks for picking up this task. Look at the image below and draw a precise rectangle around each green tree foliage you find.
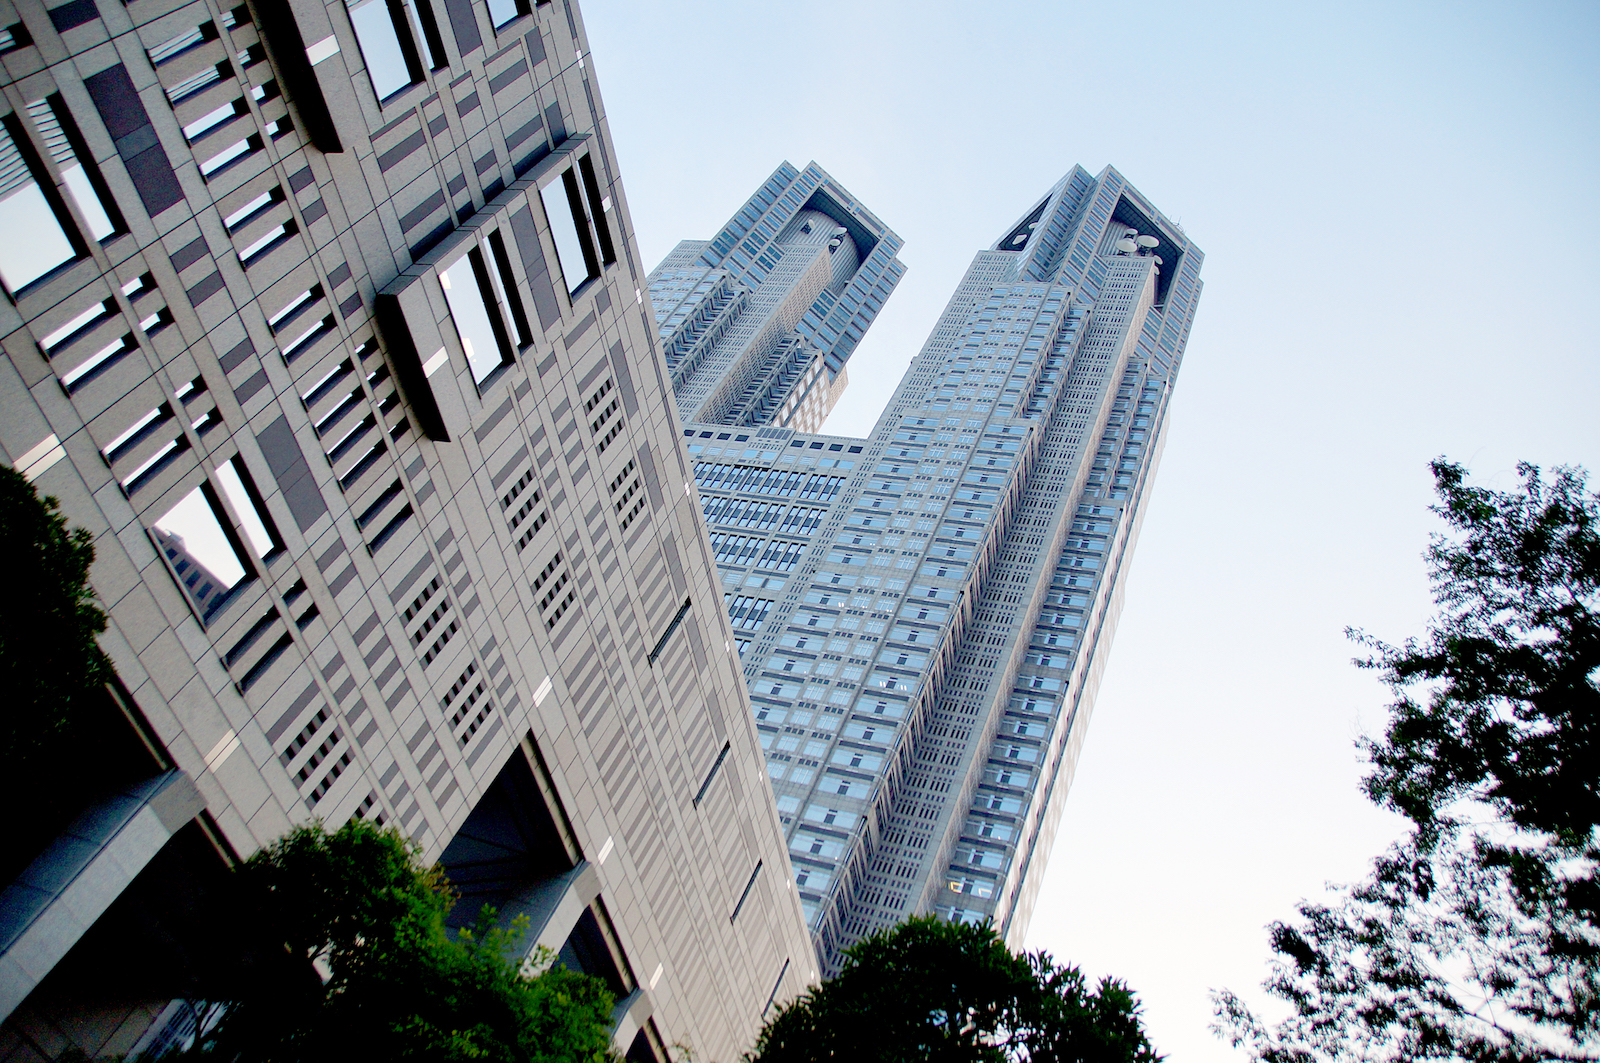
[0,465,109,769]
[748,915,1159,1063]
[1215,460,1599,1062]
[203,819,617,1062]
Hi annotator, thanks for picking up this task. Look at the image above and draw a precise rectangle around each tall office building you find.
[654,166,1203,969]
[0,0,815,1058]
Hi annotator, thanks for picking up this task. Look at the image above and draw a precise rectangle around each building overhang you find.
[0,771,203,1023]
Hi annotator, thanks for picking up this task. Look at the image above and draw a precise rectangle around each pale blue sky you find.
[584,1,1599,1057]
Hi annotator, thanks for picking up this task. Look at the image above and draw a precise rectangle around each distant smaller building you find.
[151,528,232,618]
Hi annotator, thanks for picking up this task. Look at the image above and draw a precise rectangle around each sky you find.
[581,1,1600,1057]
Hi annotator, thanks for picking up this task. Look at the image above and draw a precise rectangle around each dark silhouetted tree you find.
[0,464,109,771]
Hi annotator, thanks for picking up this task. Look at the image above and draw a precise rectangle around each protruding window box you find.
[376,136,615,441]
[252,0,343,152]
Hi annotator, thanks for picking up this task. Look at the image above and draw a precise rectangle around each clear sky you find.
[582,1,1600,1057]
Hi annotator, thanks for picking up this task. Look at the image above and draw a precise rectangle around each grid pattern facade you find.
[0,0,815,1057]
[671,166,1204,971]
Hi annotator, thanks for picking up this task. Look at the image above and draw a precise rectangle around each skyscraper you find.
[0,0,813,1058]
[653,164,1203,970]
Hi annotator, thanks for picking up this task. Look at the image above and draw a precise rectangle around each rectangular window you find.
[346,0,422,100]
[439,243,512,384]
[0,118,78,291]
[404,0,447,68]
[576,154,614,266]
[60,332,136,390]
[152,482,255,622]
[0,23,33,53]
[183,99,246,142]
[539,164,599,297]
[239,221,294,264]
[148,22,215,65]
[215,456,282,558]
[485,0,530,28]
[199,133,258,178]
[164,64,224,106]
[26,97,119,241]
[223,186,281,231]
[41,298,113,352]
[486,230,533,346]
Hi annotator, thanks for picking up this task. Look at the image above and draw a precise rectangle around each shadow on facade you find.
[0,683,303,1060]
[437,737,662,1060]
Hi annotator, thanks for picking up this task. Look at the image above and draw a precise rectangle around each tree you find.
[0,464,109,770]
[201,819,618,1062]
[748,915,1160,1063]
[1214,460,1599,1062]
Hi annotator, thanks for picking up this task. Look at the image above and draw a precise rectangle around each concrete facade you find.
[0,0,815,1057]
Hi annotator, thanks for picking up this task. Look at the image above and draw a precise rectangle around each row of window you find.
[693,461,844,501]
[438,151,613,387]
[4,6,291,298]
[938,693,1068,898]
[345,0,542,104]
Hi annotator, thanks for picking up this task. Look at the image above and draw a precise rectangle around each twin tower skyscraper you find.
[650,161,1203,967]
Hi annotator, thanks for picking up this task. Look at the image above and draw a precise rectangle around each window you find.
[966,818,1014,841]
[346,0,423,100]
[439,242,513,384]
[152,482,255,622]
[183,98,242,143]
[0,117,78,292]
[540,170,594,296]
[948,875,994,899]
[215,456,282,558]
[474,233,529,344]
[485,0,529,28]
[0,23,31,53]
[404,0,447,68]
[199,132,260,178]
[539,155,613,298]
[793,833,844,861]
[26,97,118,241]
[576,154,615,265]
